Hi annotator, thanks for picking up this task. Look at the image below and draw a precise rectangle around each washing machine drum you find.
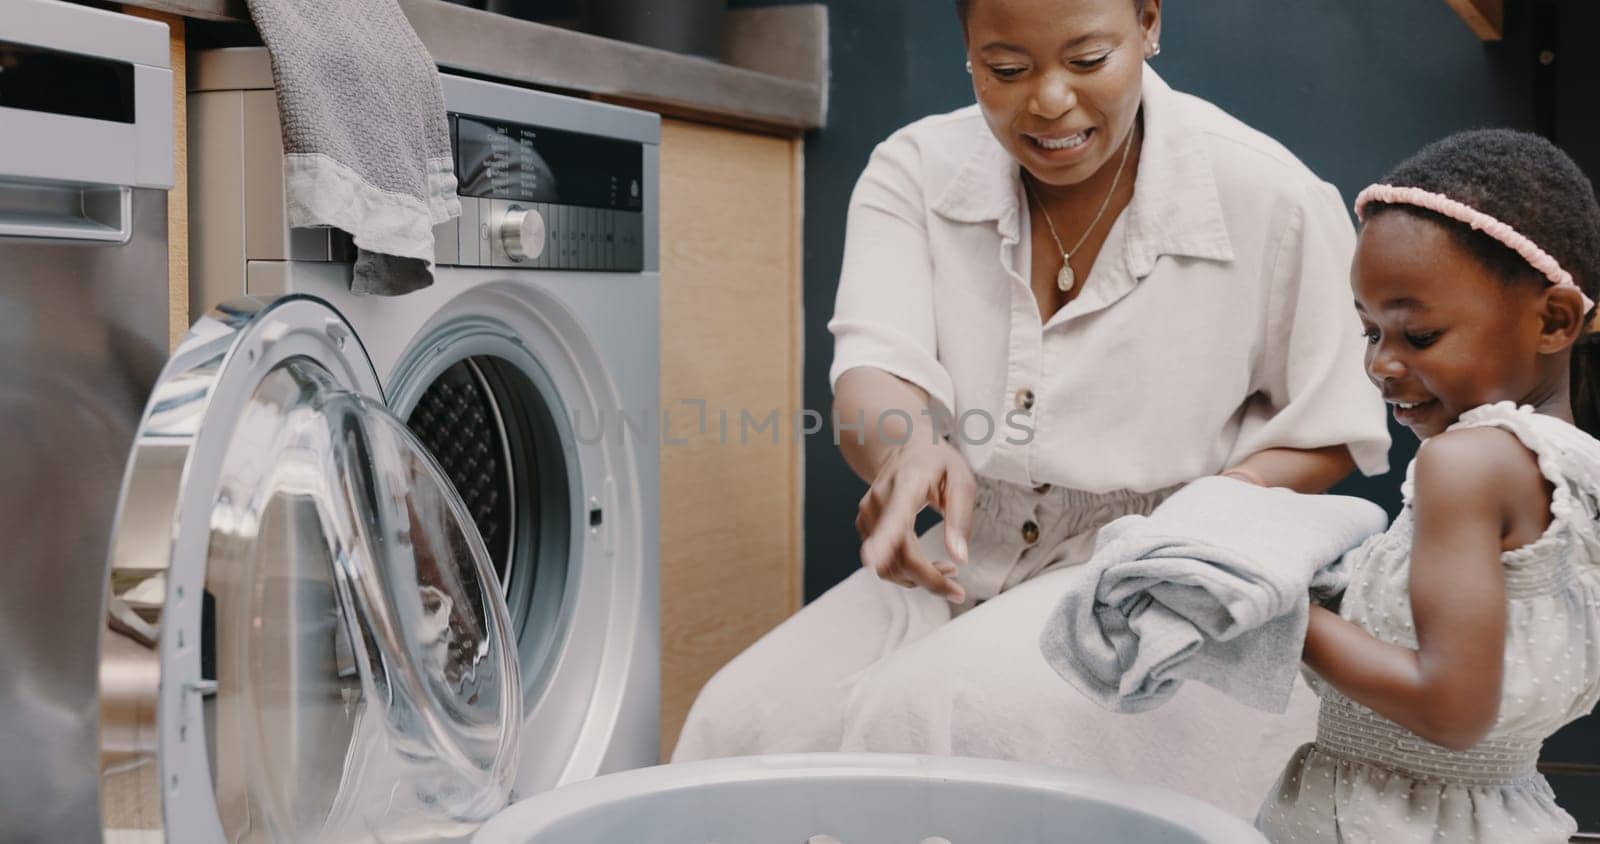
[101,296,522,842]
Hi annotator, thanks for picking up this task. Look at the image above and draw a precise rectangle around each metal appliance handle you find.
[0,183,133,243]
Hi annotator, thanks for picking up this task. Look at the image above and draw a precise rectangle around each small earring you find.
[965,59,973,74]
[1147,42,1161,58]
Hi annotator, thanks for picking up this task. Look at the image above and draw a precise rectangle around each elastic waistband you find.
[1316,693,1540,787]
[972,476,1178,527]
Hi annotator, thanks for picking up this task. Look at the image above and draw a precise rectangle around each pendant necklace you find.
[1025,121,1138,293]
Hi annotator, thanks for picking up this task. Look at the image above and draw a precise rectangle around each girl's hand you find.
[855,438,973,603]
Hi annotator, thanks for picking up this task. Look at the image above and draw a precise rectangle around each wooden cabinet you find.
[657,119,805,758]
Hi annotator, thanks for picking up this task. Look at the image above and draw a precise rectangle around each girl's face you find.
[1353,213,1552,439]
[965,0,1159,189]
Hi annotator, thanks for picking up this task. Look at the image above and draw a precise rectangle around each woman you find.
[674,0,1390,817]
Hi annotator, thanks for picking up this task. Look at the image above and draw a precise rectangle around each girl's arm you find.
[1302,427,1533,750]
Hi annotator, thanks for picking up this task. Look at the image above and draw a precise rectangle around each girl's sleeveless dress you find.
[1257,403,1600,842]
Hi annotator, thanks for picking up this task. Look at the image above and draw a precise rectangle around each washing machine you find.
[93,46,659,840]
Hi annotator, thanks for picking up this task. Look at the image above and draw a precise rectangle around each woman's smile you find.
[1023,127,1097,162]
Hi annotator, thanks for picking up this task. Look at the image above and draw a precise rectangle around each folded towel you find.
[1040,476,1386,714]
[246,0,459,295]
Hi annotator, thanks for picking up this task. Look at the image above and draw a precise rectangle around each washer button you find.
[1021,520,1040,544]
[456,196,482,265]
[1033,483,1052,494]
[1015,388,1036,411]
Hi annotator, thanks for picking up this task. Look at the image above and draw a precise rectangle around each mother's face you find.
[965,0,1160,188]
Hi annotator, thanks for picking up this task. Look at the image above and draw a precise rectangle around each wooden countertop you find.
[117,0,829,132]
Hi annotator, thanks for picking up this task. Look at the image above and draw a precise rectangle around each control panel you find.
[436,112,645,271]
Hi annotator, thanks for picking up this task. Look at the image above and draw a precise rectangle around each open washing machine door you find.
[99,296,522,842]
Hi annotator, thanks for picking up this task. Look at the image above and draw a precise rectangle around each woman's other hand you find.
[855,438,974,602]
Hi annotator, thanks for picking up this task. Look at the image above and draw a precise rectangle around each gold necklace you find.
[1024,122,1138,293]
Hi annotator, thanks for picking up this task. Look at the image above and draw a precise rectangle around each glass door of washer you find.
[98,296,522,842]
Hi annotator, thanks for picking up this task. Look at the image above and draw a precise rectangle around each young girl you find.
[1256,130,1600,842]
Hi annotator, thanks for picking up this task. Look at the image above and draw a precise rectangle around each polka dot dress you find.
[1256,403,1600,843]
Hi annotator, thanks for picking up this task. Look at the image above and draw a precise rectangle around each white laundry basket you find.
[474,753,1267,843]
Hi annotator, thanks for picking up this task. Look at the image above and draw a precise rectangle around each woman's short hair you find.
[955,0,1148,26]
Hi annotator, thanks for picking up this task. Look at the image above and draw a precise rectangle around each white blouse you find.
[828,65,1391,494]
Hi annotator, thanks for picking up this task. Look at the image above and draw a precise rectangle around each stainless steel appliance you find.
[184,47,661,804]
[3,3,660,836]
[0,4,173,841]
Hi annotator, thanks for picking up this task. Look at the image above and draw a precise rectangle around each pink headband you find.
[1354,183,1594,313]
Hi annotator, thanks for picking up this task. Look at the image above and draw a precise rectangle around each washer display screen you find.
[453,114,645,211]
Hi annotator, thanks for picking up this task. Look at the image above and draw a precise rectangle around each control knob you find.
[498,205,546,262]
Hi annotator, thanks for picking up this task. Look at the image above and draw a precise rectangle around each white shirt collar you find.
[930,64,1235,278]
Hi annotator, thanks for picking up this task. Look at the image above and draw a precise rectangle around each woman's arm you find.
[1227,181,1391,488]
[834,366,940,483]
[1301,427,1527,750]
[1226,445,1355,493]
[836,366,972,602]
